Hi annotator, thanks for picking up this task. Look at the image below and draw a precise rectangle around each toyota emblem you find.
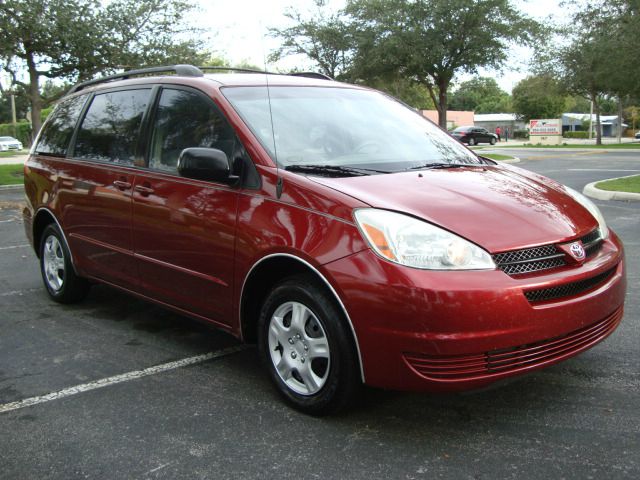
[569,242,586,260]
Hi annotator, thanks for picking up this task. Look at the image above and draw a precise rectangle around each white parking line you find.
[0,345,249,414]
[0,244,29,250]
[0,288,40,297]
[567,169,640,172]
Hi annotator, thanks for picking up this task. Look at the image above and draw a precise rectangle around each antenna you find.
[260,22,282,198]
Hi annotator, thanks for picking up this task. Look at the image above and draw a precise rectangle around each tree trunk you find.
[593,95,602,145]
[617,96,622,144]
[437,82,448,129]
[26,52,42,144]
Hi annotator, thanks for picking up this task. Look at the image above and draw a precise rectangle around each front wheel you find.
[39,224,90,303]
[258,275,360,415]
[490,137,496,145]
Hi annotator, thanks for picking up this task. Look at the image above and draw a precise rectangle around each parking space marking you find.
[567,169,640,172]
[0,345,249,414]
[0,243,29,250]
[0,288,40,297]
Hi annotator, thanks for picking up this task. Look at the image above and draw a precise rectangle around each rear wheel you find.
[39,224,89,303]
[468,137,476,146]
[258,274,360,415]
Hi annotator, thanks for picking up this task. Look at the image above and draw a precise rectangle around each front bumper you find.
[323,230,626,392]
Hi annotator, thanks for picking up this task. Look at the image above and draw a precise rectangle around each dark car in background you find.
[451,126,498,145]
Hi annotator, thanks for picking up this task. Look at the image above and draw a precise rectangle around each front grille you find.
[404,306,623,381]
[493,229,603,276]
[524,267,616,303]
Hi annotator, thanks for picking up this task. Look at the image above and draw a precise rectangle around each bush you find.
[512,129,529,139]
[563,131,590,139]
[0,121,32,147]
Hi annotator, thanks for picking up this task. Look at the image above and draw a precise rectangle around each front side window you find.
[222,86,480,172]
[74,89,151,165]
[149,88,236,173]
[35,94,88,157]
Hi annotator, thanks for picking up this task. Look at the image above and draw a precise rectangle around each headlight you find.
[354,209,495,270]
[563,186,609,239]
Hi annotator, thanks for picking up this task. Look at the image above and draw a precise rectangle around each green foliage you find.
[0,0,204,138]
[0,121,31,146]
[345,0,542,127]
[512,129,529,139]
[512,75,565,122]
[449,77,512,113]
[269,0,543,127]
[269,5,354,78]
[563,131,590,139]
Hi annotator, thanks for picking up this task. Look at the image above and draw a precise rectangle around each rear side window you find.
[149,88,236,173]
[35,95,87,157]
[74,89,151,165]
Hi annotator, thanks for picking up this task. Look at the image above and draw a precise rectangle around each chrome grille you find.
[494,229,603,276]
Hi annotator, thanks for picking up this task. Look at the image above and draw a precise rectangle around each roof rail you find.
[289,72,333,81]
[198,66,274,75]
[67,64,204,95]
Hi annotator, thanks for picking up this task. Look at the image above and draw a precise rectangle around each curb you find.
[583,174,640,202]
[0,185,23,192]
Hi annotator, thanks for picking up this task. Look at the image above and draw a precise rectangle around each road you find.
[1,150,638,479]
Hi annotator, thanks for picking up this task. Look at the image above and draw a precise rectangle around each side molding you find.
[240,253,366,383]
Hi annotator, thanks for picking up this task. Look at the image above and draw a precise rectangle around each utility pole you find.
[589,100,593,140]
[10,92,17,125]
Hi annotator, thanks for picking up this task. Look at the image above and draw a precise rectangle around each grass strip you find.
[595,175,640,193]
[0,164,24,185]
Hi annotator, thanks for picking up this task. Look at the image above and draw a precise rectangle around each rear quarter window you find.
[35,94,88,157]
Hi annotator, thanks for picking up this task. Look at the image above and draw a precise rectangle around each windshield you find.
[222,86,480,172]
[0,136,16,141]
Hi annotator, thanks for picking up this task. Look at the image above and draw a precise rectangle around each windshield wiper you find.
[405,163,470,171]
[285,164,389,177]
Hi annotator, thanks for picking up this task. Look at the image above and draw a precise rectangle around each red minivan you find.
[24,66,626,415]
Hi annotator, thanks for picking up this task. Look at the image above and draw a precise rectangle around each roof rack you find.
[66,65,335,96]
[198,66,273,75]
[67,64,204,95]
[289,72,333,81]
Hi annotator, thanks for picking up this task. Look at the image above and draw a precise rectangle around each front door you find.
[131,87,239,324]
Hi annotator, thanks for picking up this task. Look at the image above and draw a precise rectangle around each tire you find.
[39,223,90,304]
[490,137,496,145]
[468,137,475,146]
[257,274,360,415]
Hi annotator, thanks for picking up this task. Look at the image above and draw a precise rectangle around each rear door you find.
[64,88,153,289]
[131,86,240,324]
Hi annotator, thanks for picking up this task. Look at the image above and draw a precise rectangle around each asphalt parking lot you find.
[1,150,639,479]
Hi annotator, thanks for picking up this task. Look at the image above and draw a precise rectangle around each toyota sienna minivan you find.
[24,65,626,415]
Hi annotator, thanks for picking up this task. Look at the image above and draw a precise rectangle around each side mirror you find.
[177,148,239,183]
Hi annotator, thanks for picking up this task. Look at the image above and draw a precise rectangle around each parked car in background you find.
[451,126,498,145]
[0,136,23,151]
[24,65,626,415]
[635,131,640,140]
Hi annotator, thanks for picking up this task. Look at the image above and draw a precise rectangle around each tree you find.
[269,2,354,79]
[511,75,565,122]
[0,0,204,140]
[449,77,512,113]
[344,0,541,128]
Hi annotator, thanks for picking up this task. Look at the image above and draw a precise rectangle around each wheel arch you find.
[32,208,78,274]
[239,253,365,382]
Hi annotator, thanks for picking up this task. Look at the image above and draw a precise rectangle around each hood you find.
[309,165,598,253]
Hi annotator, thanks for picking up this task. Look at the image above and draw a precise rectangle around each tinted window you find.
[35,95,87,157]
[149,88,236,173]
[74,89,151,165]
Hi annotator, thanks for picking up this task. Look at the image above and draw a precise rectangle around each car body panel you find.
[23,71,626,395]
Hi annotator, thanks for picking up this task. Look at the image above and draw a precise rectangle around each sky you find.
[192,0,569,93]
